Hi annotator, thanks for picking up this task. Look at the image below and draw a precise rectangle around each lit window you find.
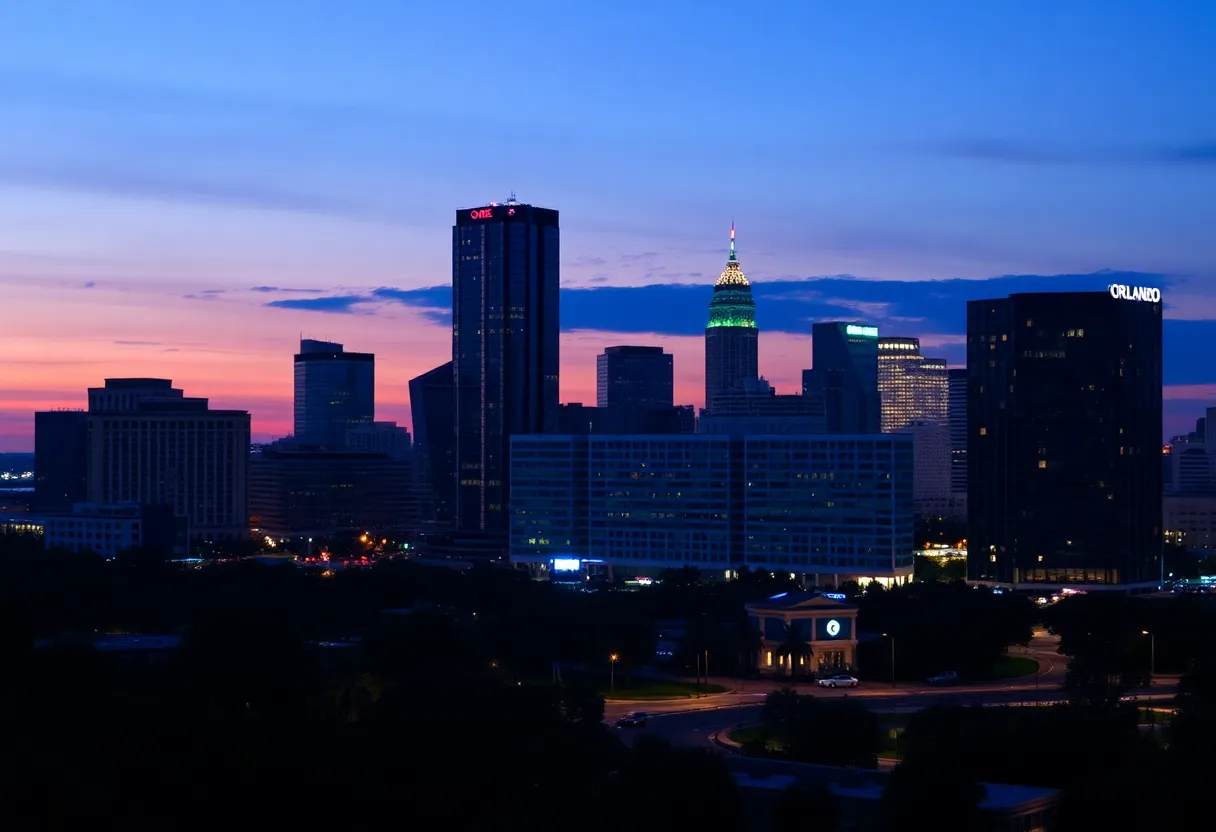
[979,427,987,436]
[1038,460,1047,469]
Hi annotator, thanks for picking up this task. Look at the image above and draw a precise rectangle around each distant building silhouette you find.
[596,345,674,410]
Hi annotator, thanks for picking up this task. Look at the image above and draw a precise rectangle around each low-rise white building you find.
[44,502,186,559]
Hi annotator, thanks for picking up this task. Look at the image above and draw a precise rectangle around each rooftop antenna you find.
[729,220,736,261]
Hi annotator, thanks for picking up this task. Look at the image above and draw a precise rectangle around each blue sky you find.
[0,1,1214,447]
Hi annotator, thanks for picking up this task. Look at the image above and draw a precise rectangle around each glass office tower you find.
[293,339,374,449]
[805,323,881,434]
[453,200,560,537]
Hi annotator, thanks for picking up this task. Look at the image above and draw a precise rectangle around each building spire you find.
[729,221,736,262]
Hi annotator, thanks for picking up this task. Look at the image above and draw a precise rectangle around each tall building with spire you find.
[704,224,758,411]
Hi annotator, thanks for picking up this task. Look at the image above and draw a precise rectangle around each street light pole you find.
[1142,630,1155,683]
[610,653,619,696]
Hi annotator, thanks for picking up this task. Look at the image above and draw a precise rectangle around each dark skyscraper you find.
[410,361,457,527]
[805,322,881,433]
[704,224,758,411]
[967,289,1163,589]
[293,339,374,449]
[453,200,559,538]
[948,368,968,502]
[596,346,673,410]
[33,410,88,512]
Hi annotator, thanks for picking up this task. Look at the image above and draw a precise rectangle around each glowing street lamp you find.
[610,653,620,695]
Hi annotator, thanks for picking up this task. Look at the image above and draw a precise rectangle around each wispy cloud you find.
[250,285,324,294]
[113,340,161,346]
[265,295,370,314]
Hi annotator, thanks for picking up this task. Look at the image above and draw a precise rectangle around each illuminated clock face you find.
[826,619,841,637]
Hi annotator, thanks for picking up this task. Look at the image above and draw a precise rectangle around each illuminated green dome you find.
[706,224,757,329]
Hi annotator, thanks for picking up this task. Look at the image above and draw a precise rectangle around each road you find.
[609,686,1177,751]
[605,633,1173,752]
[605,629,1067,721]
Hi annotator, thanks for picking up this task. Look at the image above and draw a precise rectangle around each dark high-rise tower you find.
[967,289,1163,589]
[410,361,456,527]
[293,339,374,449]
[453,200,559,538]
[704,224,758,410]
[804,322,881,433]
[596,346,674,410]
[33,410,88,512]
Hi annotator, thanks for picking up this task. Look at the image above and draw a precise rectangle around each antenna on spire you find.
[729,220,736,261]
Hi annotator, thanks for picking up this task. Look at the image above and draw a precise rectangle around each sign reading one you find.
[846,324,879,338]
[1108,284,1161,303]
[825,619,842,637]
[468,207,518,221]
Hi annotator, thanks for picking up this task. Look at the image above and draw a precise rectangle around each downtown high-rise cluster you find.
[26,199,1167,593]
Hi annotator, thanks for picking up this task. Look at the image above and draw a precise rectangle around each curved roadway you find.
[605,632,1174,750]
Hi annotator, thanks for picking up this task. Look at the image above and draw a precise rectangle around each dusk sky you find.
[2,1,1214,450]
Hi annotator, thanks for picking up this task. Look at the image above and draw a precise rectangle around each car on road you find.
[926,670,960,685]
[615,711,649,728]
[817,673,859,689]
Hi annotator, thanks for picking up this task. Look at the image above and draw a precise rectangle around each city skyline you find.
[2,2,1214,449]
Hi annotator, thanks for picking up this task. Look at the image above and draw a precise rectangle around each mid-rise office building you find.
[596,346,674,410]
[453,200,560,540]
[948,368,968,507]
[86,379,249,541]
[250,448,412,539]
[894,420,953,518]
[293,339,374,449]
[804,323,881,434]
[877,337,948,432]
[704,225,759,411]
[1164,494,1216,550]
[510,433,914,586]
[967,288,1163,589]
[1166,445,1213,494]
[33,410,88,512]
